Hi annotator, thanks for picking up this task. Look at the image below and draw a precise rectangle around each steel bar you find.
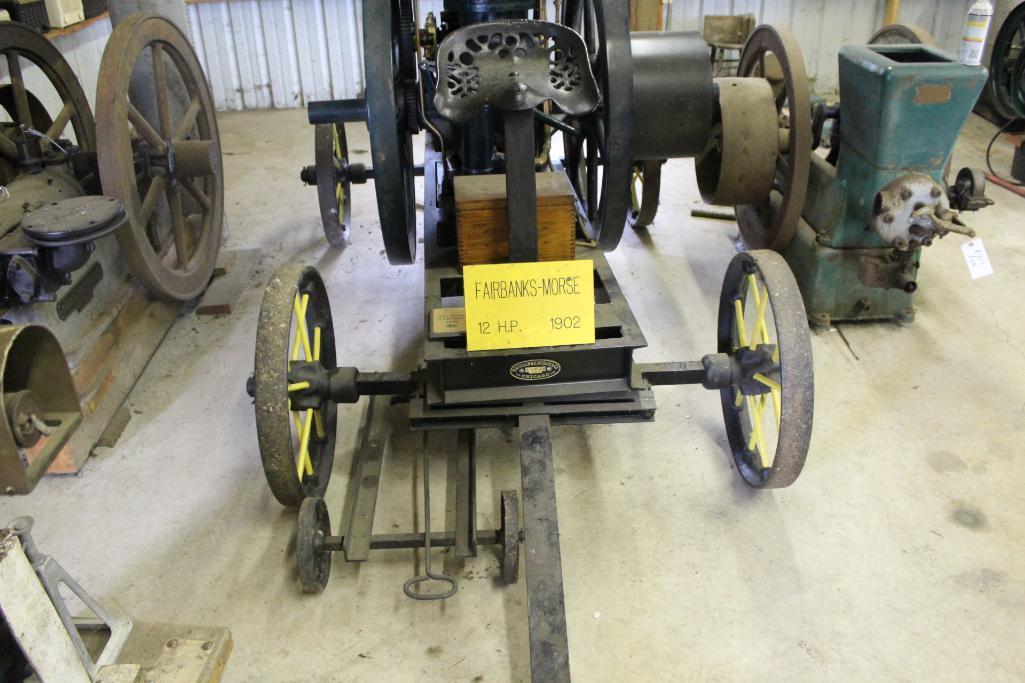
[504,109,539,262]
[356,372,418,396]
[308,98,368,124]
[342,397,385,562]
[322,529,502,553]
[455,430,478,558]
[635,361,707,386]
[519,414,571,682]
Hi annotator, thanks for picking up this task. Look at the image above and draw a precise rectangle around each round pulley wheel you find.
[363,0,417,265]
[696,78,780,206]
[560,0,635,250]
[735,25,812,251]
[314,123,352,247]
[0,22,95,165]
[628,161,663,229]
[297,497,332,593]
[95,14,224,302]
[255,265,338,507]
[868,24,937,46]
[989,4,1025,121]
[717,250,813,489]
[499,490,520,584]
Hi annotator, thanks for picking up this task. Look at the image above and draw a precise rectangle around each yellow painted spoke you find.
[734,388,744,408]
[734,299,748,349]
[296,408,314,479]
[745,395,770,468]
[753,373,781,393]
[770,387,781,430]
[292,293,313,361]
[313,326,322,362]
[748,284,770,351]
[288,381,310,392]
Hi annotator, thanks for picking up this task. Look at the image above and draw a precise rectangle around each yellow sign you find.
[463,260,595,352]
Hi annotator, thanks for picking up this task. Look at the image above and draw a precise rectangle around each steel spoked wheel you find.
[0,22,95,171]
[735,25,811,251]
[560,0,634,249]
[255,265,338,507]
[297,497,332,593]
[315,123,352,246]
[96,14,223,302]
[717,250,813,489]
[363,0,417,265]
[628,160,663,229]
[989,5,1025,121]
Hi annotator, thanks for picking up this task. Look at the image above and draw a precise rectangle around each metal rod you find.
[322,529,502,553]
[455,429,478,559]
[519,414,571,682]
[342,397,384,562]
[504,108,539,262]
[308,98,368,124]
[884,0,900,25]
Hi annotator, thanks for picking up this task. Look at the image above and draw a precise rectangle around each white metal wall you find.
[667,0,970,94]
[4,0,972,116]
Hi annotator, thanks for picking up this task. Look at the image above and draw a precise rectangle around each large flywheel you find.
[95,14,224,302]
[363,0,418,265]
[734,25,811,252]
[560,0,635,250]
[0,22,96,181]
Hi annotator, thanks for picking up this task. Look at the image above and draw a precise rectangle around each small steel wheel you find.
[628,161,663,229]
[314,123,351,247]
[717,250,813,488]
[499,490,520,584]
[254,264,338,507]
[297,497,332,593]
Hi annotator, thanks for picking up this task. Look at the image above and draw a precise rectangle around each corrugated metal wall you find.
[8,0,970,116]
[666,0,969,94]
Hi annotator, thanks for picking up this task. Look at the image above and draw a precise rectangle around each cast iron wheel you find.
[628,160,663,229]
[735,25,811,251]
[499,490,520,584]
[314,123,352,247]
[560,0,635,249]
[717,250,813,489]
[868,24,936,46]
[297,497,332,593]
[0,22,95,167]
[96,14,224,302]
[254,264,338,507]
[363,0,418,265]
[989,4,1025,121]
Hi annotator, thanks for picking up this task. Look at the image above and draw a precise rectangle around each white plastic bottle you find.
[958,0,994,66]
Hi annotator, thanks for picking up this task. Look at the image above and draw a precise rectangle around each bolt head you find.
[900,188,913,201]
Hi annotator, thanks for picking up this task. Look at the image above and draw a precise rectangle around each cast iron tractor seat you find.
[434,20,600,262]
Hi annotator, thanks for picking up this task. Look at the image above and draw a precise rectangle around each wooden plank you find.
[196,248,261,317]
[455,172,577,266]
[44,12,109,40]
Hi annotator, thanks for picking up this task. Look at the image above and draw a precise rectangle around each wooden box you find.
[455,172,577,266]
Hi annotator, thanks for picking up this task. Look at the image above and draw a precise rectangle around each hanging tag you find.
[961,239,994,280]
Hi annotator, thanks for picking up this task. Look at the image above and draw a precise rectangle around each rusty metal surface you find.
[735,25,812,251]
[627,160,662,228]
[95,13,224,302]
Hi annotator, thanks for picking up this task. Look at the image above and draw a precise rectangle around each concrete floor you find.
[3,110,1024,682]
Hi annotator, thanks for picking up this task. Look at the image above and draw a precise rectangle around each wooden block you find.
[631,0,663,31]
[455,172,577,266]
[196,249,261,317]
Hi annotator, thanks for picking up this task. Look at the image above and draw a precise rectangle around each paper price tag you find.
[962,239,994,280]
[463,260,595,352]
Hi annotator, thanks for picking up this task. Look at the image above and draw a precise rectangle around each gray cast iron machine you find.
[254,2,817,680]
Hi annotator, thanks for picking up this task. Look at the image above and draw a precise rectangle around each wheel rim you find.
[990,5,1025,121]
[0,23,95,170]
[255,265,338,507]
[315,123,351,246]
[868,24,936,46]
[96,14,224,302]
[735,25,811,251]
[363,0,417,265]
[718,250,813,489]
[297,497,332,593]
[560,0,634,250]
[627,160,662,228]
